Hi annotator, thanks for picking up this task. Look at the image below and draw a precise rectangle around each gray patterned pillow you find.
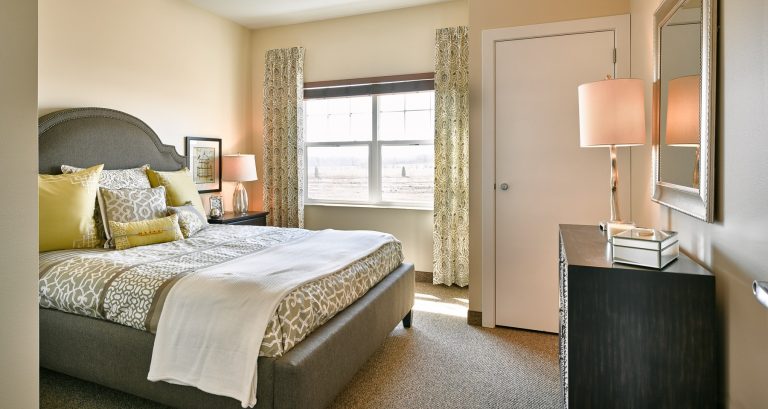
[100,186,168,247]
[61,164,151,189]
[167,204,208,238]
[62,164,152,243]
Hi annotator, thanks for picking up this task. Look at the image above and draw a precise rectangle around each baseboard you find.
[414,270,433,283]
[467,310,482,326]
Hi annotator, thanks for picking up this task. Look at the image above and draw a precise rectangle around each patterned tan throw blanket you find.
[39,225,403,358]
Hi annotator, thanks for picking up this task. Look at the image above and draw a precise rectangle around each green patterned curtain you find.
[433,26,469,287]
[263,47,305,228]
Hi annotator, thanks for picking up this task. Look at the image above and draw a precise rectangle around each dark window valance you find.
[304,72,434,99]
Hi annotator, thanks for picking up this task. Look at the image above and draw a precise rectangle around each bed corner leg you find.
[402,310,413,328]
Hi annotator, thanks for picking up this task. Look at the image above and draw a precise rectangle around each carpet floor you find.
[40,283,561,409]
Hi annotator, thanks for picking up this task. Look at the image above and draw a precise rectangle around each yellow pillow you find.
[39,164,104,252]
[109,214,184,250]
[146,168,206,217]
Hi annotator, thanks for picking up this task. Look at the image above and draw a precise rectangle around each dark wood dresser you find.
[559,224,716,408]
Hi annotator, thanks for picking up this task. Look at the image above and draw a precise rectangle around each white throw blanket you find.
[147,229,395,408]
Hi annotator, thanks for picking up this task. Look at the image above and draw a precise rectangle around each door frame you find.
[480,15,631,328]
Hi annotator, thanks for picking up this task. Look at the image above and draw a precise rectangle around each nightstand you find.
[208,211,269,226]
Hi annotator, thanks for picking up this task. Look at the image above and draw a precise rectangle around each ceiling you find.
[186,0,452,29]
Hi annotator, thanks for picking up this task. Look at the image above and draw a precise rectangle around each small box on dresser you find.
[612,228,679,269]
[559,224,716,409]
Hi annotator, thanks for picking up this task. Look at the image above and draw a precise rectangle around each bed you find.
[38,107,415,409]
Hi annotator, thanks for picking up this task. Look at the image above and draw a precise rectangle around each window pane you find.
[307,146,369,202]
[305,97,372,142]
[350,113,372,140]
[305,115,327,141]
[379,94,404,111]
[379,112,404,140]
[405,91,431,110]
[378,91,435,141]
[305,99,327,116]
[327,114,350,140]
[327,98,349,114]
[349,96,370,113]
[405,110,433,140]
[381,145,434,204]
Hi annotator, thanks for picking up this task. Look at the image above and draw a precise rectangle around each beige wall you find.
[38,0,252,212]
[251,1,469,272]
[467,0,630,310]
[305,206,434,270]
[0,0,39,407]
[630,0,768,407]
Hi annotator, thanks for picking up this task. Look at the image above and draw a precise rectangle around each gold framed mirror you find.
[652,0,717,222]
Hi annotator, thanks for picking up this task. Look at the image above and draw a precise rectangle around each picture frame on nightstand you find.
[209,195,223,219]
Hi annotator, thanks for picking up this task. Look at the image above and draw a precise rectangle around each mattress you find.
[39,225,403,357]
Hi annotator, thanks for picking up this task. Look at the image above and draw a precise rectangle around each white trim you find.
[305,202,433,211]
[370,96,380,203]
[480,14,631,328]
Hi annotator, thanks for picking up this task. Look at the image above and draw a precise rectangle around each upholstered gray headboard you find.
[38,107,186,174]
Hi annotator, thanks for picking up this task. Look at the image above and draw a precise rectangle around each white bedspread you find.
[147,229,396,408]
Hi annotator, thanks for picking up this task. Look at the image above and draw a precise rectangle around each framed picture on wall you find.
[185,137,222,193]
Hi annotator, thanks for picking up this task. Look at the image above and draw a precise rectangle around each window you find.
[304,87,435,208]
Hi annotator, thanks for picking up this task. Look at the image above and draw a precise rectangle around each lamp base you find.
[232,182,249,215]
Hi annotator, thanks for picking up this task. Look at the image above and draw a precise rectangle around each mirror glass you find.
[658,0,702,189]
[652,0,715,222]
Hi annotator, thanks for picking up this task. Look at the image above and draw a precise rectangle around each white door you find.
[494,29,631,332]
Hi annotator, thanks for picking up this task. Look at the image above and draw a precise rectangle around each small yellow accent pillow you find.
[39,164,104,252]
[146,168,206,217]
[109,214,184,250]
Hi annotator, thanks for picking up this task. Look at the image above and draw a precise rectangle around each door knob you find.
[499,183,509,191]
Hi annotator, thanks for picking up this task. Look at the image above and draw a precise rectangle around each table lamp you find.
[665,74,701,188]
[578,77,645,235]
[222,154,257,215]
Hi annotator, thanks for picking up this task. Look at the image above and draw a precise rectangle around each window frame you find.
[303,83,435,210]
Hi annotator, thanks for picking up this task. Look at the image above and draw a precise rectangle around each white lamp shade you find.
[222,154,258,182]
[665,75,701,146]
[578,78,646,147]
